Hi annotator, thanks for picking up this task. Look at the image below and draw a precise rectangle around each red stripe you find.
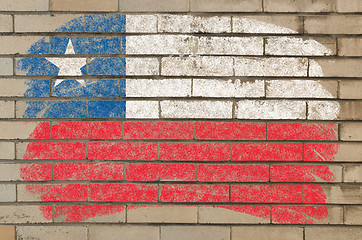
[160,184,229,202]
[126,163,196,181]
[29,122,51,139]
[268,123,338,141]
[88,142,158,160]
[25,184,87,201]
[198,164,268,182]
[231,143,303,161]
[272,206,328,224]
[124,122,193,139]
[304,144,339,161]
[159,143,230,161]
[20,164,52,181]
[52,122,123,139]
[23,142,86,160]
[88,184,158,202]
[231,184,303,203]
[53,163,124,181]
[270,165,336,182]
[195,122,266,140]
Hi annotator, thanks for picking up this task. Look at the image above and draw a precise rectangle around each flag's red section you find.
[20,121,339,224]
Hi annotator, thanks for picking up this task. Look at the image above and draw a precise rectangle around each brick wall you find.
[0,0,361,239]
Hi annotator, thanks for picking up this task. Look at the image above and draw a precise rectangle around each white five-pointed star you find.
[46,39,87,87]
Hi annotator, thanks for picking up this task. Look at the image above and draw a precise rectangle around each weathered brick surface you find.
[190,0,262,12]
[264,0,335,12]
[336,0,362,12]
[0,142,15,160]
[0,36,48,54]
[17,226,87,240]
[338,38,362,56]
[0,185,16,202]
[127,206,197,223]
[305,227,362,240]
[14,15,83,32]
[345,206,362,225]
[50,0,118,11]
[232,226,303,240]
[120,0,189,12]
[0,15,13,32]
[161,226,230,240]
[0,225,15,240]
[341,123,362,141]
[0,205,51,223]
[0,101,15,118]
[305,16,362,34]
[232,16,303,33]
[0,0,49,11]
[0,59,13,76]
[89,226,159,240]
[339,81,362,99]
[344,165,362,183]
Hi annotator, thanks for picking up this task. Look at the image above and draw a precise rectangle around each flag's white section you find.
[46,40,86,87]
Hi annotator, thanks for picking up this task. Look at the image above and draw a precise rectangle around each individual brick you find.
[15,15,84,32]
[120,0,189,12]
[237,100,306,119]
[0,122,50,139]
[124,122,193,139]
[305,16,362,34]
[126,58,159,75]
[126,15,158,33]
[303,185,362,204]
[88,226,159,240]
[51,0,118,11]
[310,59,362,77]
[126,35,191,55]
[17,184,87,202]
[0,101,14,118]
[0,205,51,223]
[305,227,362,240]
[339,80,362,99]
[17,226,87,240]
[0,59,13,76]
[158,15,231,33]
[338,102,362,120]
[0,15,13,32]
[272,206,343,224]
[126,79,191,97]
[232,16,302,34]
[234,57,308,77]
[338,38,362,56]
[52,122,123,139]
[232,226,303,240]
[58,205,121,223]
[161,226,230,240]
[341,123,362,141]
[265,37,336,56]
[126,163,196,181]
[268,123,338,141]
[0,0,49,11]
[161,57,233,76]
[345,206,362,225]
[266,80,337,98]
[193,79,265,98]
[195,122,266,140]
[53,205,126,223]
[126,101,159,118]
[160,184,229,202]
[195,37,263,55]
[159,143,230,161]
[0,185,16,202]
[231,143,303,161]
[88,142,158,160]
[0,164,51,181]
[336,0,362,12]
[17,142,86,160]
[161,100,233,119]
[0,79,49,97]
[0,142,15,160]
[198,164,269,182]
[304,143,362,162]
[344,165,362,183]
[270,165,342,182]
[54,163,124,181]
[0,36,49,54]
[88,184,158,202]
[0,225,14,240]
[231,184,302,203]
[307,101,340,120]
[198,206,270,224]
[190,0,262,12]
[264,0,335,12]
[127,205,197,223]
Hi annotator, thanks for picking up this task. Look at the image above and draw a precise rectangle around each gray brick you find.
[190,0,262,12]
[305,227,362,240]
[161,226,230,240]
[120,0,189,12]
[0,142,15,160]
[0,101,14,118]
[0,0,49,11]
[89,226,159,240]
[344,165,362,183]
[0,58,13,76]
[0,184,16,202]
[127,206,197,223]
[0,15,13,32]
[17,226,87,240]
[232,226,303,240]
[0,205,51,223]
[345,206,362,225]
[305,16,362,34]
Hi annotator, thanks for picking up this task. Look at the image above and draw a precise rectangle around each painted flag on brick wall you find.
[16,14,341,224]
